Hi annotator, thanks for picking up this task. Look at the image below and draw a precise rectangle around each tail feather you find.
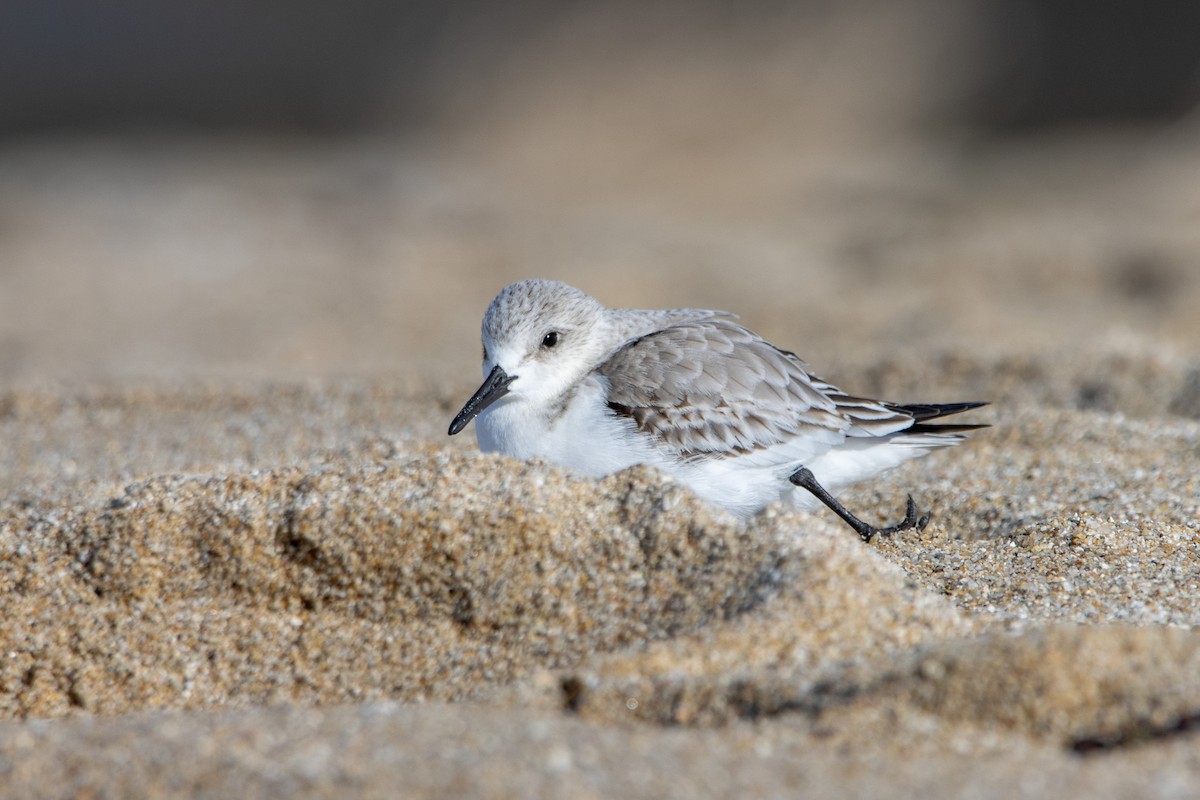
[889,401,990,435]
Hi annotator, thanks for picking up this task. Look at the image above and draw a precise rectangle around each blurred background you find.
[1,0,1199,392]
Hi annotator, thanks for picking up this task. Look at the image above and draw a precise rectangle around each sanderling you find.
[449,279,986,540]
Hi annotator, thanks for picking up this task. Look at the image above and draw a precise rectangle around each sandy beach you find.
[2,6,1200,795]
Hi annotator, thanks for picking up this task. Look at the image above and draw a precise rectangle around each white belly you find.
[474,381,938,520]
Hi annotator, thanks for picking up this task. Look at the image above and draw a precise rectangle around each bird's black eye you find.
[541,331,560,348]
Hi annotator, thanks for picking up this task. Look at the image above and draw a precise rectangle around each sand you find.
[3,22,1200,794]
[0,378,1198,797]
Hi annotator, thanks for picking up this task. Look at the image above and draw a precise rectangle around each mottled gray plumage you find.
[600,318,920,460]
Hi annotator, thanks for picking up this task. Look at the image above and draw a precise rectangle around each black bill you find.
[448,365,516,435]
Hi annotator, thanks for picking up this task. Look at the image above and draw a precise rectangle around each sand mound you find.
[2,451,801,716]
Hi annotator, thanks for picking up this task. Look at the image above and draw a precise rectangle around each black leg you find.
[788,467,930,542]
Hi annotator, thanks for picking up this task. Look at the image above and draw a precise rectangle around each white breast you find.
[476,375,659,477]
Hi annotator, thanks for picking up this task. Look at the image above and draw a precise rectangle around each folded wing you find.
[599,319,920,465]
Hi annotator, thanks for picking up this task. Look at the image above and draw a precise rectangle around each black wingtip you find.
[886,401,989,434]
[906,422,991,434]
[891,401,989,421]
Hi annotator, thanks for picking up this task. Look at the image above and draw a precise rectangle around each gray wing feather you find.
[600,319,915,461]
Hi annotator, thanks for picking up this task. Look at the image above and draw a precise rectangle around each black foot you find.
[788,467,930,542]
[871,495,931,540]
